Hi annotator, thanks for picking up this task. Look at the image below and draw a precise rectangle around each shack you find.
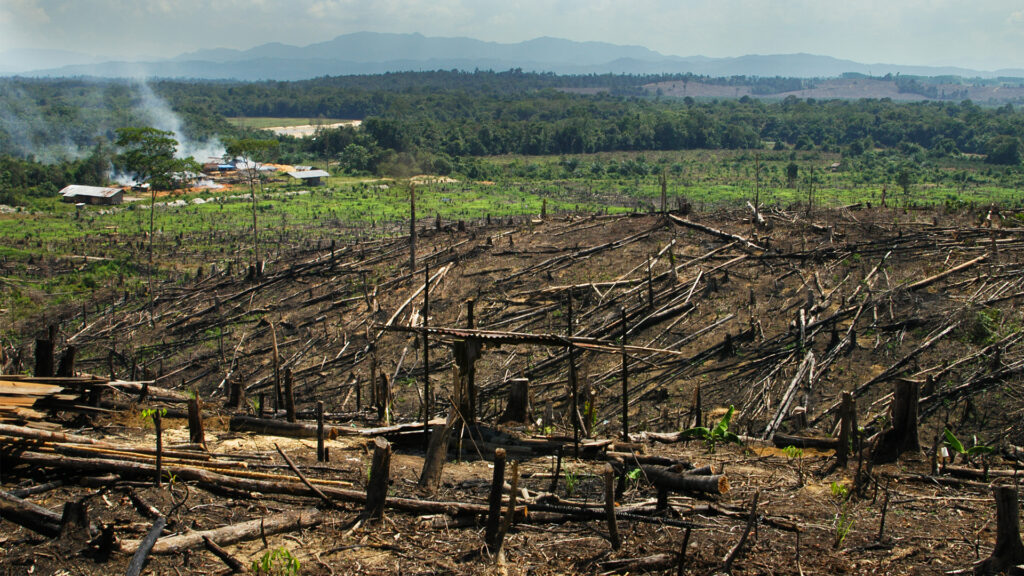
[286,169,330,186]
[58,185,124,205]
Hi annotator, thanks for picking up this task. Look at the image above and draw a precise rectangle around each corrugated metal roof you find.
[59,185,122,198]
[287,170,330,179]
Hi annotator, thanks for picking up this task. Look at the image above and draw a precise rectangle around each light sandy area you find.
[267,120,362,137]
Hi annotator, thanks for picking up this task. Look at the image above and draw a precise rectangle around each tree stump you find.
[418,413,456,495]
[499,379,532,425]
[56,346,76,377]
[837,392,856,468]
[364,437,392,521]
[34,339,54,378]
[453,339,482,424]
[187,397,205,448]
[872,379,921,463]
[975,485,1024,575]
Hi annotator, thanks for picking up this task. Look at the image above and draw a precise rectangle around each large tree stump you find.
[872,379,921,463]
[418,413,456,495]
[975,485,1024,575]
[34,339,54,378]
[453,339,482,424]
[499,379,532,425]
[56,346,76,377]
[364,437,392,521]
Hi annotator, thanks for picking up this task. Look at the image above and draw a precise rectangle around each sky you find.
[1,0,1023,71]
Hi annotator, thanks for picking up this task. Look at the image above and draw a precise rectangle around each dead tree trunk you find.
[975,485,1024,575]
[284,368,296,423]
[872,379,921,463]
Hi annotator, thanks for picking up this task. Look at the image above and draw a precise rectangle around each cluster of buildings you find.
[58,159,331,206]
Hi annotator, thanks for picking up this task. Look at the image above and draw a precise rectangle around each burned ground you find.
[2,205,1024,575]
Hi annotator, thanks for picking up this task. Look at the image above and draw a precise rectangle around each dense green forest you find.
[1,70,1023,205]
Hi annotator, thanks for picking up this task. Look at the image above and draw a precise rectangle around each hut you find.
[58,185,124,205]
[286,169,330,186]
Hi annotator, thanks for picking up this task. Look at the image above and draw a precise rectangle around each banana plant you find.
[943,428,993,465]
[678,405,742,453]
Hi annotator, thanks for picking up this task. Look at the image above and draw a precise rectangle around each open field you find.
[226,117,363,137]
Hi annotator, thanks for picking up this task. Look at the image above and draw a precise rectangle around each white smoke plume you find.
[134,81,225,163]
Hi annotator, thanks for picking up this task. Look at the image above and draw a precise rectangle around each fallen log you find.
[772,433,839,450]
[667,213,765,252]
[126,517,167,576]
[122,509,321,555]
[0,490,61,538]
[229,415,339,439]
[640,465,729,495]
[13,451,518,519]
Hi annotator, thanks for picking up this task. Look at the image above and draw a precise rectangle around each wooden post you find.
[375,372,392,424]
[187,397,205,448]
[567,294,580,458]
[271,323,282,413]
[466,298,475,329]
[364,437,391,521]
[154,411,163,488]
[485,448,507,551]
[500,378,532,425]
[604,464,621,550]
[258,393,266,418]
[56,346,76,377]
[493,460,519,562]
[423,263,431,451]
[284,368,296,423]
[316,401,326,462]
[837,392,855,468]
[409,184,417,273]
[975,485,1024,575]
[34,339,54,378]
[621,307,630,441]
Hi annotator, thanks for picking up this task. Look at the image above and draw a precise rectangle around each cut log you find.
[640,465,729,495]
[772,433,839,450]
[229,415,338,439]
[125,516,166,576]
[123,509,321,555]
[0,490,61,538]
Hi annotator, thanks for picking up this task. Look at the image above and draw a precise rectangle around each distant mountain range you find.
[3,32,1023,81]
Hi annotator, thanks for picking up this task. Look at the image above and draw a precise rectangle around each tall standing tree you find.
[115,127,198,316]
[226,138,278,277]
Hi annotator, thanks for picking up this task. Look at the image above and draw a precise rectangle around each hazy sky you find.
[2,0,1023,70]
